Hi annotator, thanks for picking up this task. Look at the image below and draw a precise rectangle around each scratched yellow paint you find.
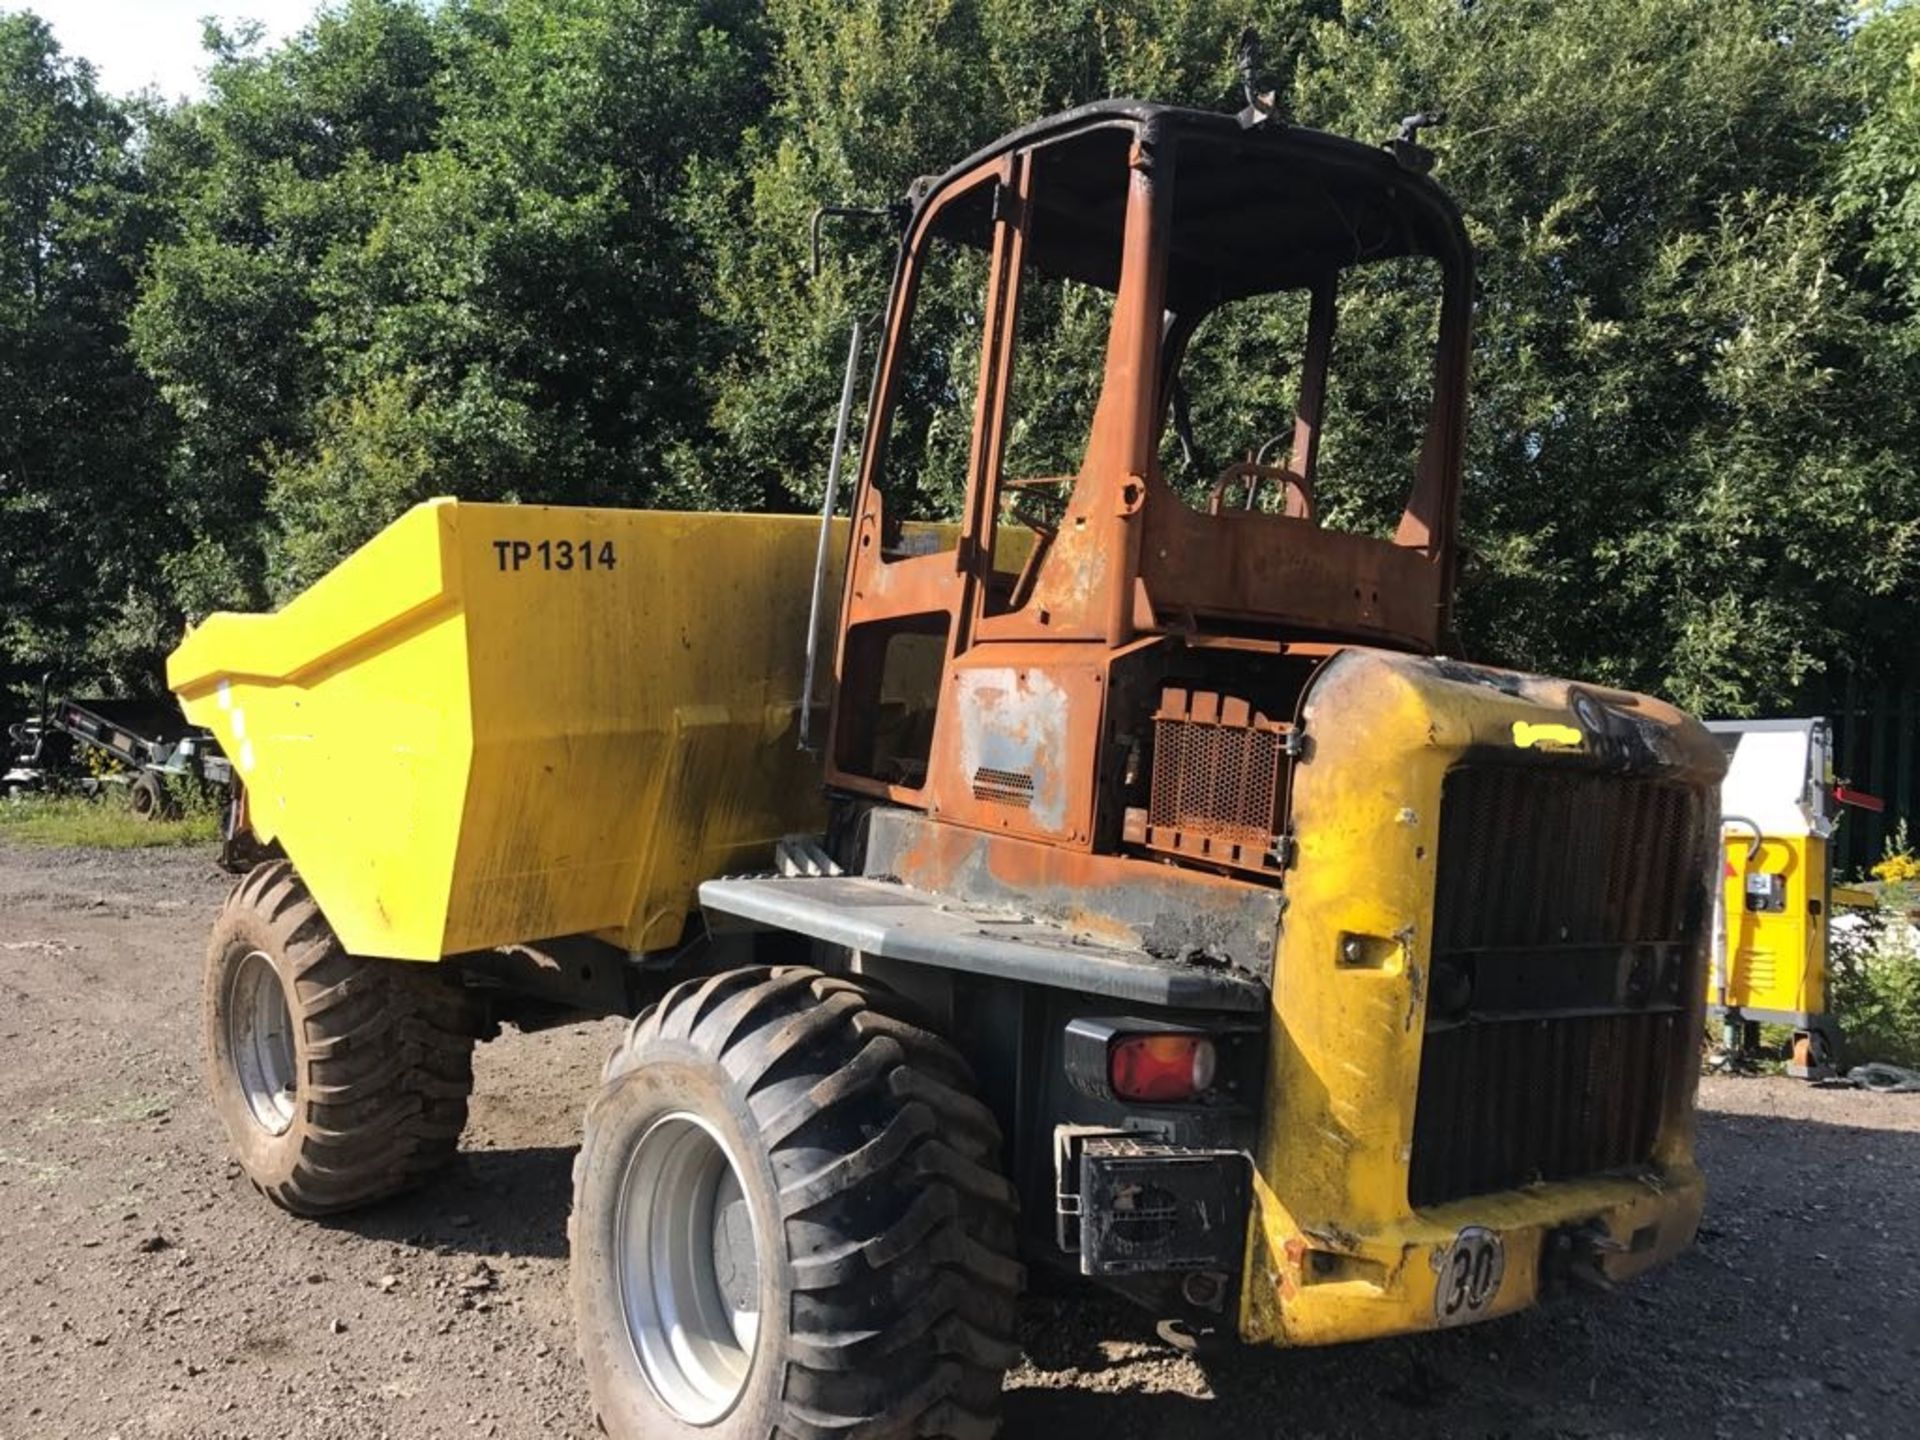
[1242,651,1715,1347]
[168,499,844,960]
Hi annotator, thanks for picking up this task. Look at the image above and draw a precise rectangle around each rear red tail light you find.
[1109,1033,1218,1102]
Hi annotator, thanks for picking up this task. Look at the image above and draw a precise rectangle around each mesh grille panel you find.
[1410,766,1707,1208]
[1411,1012,1677,1208]
[1431,768,1698,951]
[1142,688,1289,874]
[1148,721,1283,844]
[971,767,1035,807]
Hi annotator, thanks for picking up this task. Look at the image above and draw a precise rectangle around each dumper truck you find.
[169,98,1725,1440]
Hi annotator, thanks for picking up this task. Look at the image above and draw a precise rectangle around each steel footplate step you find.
[698,874,1266,1012]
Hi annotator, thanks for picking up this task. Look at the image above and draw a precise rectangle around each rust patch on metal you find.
[819,102,1471,911]
[952,666,1071,833]
[862,807,1281,982]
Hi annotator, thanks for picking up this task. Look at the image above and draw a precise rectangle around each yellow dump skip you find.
[168,499,840,961]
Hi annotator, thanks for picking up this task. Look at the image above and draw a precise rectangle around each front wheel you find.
[570,966,1023,1440]
[203,861,476,1214]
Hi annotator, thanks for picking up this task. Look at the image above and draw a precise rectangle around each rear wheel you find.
[203,860,476,1214]
[571,965,1023,1440]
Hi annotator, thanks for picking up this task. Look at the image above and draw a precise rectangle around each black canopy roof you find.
[914,100,1469,312]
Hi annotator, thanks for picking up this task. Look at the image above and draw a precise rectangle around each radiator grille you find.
[1409,767,1707,1209]
[1143,688,1288,874]
[1431,768,1699,951]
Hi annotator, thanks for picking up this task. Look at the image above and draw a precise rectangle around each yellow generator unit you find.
[1706,717,1878,1077]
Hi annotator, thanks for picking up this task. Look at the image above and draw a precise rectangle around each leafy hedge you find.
[5,0,1920,715]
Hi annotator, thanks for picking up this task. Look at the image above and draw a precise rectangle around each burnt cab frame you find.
[825,100,1474,860]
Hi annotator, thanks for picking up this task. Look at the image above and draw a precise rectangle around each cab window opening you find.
[867,177,997,541]
[1160,252,1447,541]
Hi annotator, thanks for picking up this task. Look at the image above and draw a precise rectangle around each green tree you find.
[691,0,1271,518]
[129,0,448,612]
[1843,1,1920,332]
[1295,0,1920,713]
[5,0,1917,724]
[131,0,768,601]
[700,0,1920,714]
[0,11,177,704]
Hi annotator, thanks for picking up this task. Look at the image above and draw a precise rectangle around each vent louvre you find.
[971,766,1035,807]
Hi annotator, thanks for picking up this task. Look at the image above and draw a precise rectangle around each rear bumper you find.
[1242,1161,1705,1346]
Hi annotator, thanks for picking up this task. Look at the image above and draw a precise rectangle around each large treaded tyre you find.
[203,860,476,1215]
[571,965,1023,1440]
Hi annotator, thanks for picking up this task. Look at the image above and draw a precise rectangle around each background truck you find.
[5,678,230,819]
[168,98,1725,1440]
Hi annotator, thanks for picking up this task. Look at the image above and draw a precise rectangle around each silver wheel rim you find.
[616,1112,762,1423]
[227,949,297,1135]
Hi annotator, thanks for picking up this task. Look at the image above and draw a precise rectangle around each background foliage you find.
[4,0,1920,716]
[1831,829,1920,1066]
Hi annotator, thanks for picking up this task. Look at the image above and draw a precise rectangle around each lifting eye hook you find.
[1722,813,1764,864]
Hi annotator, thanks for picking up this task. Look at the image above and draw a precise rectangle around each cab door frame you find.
[825,151,1034,804]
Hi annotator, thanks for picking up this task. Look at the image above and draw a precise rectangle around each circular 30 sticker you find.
[1432,1226,1505,1326]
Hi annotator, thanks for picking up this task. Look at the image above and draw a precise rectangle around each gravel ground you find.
[2,838,1917,1439]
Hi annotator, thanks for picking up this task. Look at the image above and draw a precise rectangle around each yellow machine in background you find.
[1707,718,1878,1077]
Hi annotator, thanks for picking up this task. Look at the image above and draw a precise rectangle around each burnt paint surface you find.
[861,806,1280,984]
[824,106,1473,886]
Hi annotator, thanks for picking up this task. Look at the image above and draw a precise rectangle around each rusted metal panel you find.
[861,806,1280,983]
[1138,685,1292,875]
[825,104,1472,841]
[1137,494,1448,646]
[925,645,1106,847]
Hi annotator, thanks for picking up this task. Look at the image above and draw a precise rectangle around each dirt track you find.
[2,839,1918,1439]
